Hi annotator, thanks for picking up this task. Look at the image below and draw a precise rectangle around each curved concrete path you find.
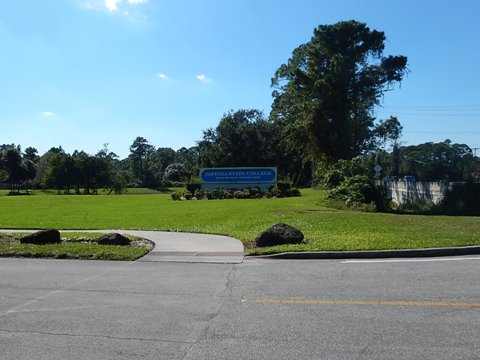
[0,229,245,264]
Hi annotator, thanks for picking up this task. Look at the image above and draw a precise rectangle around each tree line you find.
[1,20,478,194]
[0,141,201,193]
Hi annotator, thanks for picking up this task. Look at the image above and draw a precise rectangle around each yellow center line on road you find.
[254,299,480,308]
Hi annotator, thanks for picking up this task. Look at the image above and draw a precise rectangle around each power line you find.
[379,104,480,109]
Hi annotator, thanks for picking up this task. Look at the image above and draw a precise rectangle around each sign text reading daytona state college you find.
[200,168,277,184]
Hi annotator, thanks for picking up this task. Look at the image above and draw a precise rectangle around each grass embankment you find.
[0,232,150,260]
[0,188,479,255]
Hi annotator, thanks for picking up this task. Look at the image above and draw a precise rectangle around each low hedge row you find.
[171,184,301,201]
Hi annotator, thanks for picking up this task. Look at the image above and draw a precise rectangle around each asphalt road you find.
[1,256,479,359]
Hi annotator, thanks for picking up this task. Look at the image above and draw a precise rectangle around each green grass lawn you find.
[0,189,479,255]
[0,242,149,260]
[0,232,150,260]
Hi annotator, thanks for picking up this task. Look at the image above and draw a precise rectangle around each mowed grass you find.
[0,189,479,254]
[0,243,149,260]
[0,232,150,260]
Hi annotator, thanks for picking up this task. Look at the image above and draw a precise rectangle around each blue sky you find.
[1,0,479,158]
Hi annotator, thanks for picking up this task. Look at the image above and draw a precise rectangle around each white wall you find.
[378,181,450,205]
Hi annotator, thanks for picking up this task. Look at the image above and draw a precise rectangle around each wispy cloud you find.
[80,0,148,13]
[41,111,55,117]
[158,73,168,79]
[196,74,212,83]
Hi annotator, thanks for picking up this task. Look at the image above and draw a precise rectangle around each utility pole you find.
[473,147,479,158]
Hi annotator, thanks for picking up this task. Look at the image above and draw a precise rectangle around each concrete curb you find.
[253,246,480,260]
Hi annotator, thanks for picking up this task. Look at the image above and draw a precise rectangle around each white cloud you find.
[158,73,168,79]
[80,0,148,13]
[196,74,211,82]
[41,111,55,117]
[104,0,121,12]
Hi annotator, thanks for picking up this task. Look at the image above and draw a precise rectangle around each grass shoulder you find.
[0,232,152,261]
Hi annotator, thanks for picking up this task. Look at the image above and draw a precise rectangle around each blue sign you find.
[200,167,277,184]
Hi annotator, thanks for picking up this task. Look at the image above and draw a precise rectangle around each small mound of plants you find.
[325,175,387,212]
[171,182,301,201]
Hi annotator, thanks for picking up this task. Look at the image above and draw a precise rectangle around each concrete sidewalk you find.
[0,229,245,264]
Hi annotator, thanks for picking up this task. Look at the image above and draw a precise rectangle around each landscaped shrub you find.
[171,190,185,200]
[276,181,291,194]
[269,185,283,198]
[204,189,213,199]
[216,188,226,199]
[250,187,260,197]
[194,189,202,199]
[327,175,386,211]
[289,188,301,197]
[186,182,201,196]
[439,182,480,215]
[322,169,344,189]
[234,190,244,199]
[170,185,302,200]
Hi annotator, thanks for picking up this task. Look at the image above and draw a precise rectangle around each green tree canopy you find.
[271,20,408,163]
[399,140,476,181]
[197,109,310,186]
[128,136,155,186]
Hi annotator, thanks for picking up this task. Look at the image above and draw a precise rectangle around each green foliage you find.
[271,20,408,163]
[439,182,480,215]
[0,145,36,192]
[186,182,201,195]
[395,200,436,214]
[0,243,148,261]
[0,190,479,255]
[398,140,476,181]
[204,189,213,200]
[128,136,155,187]
[198,109,310,186]
[234,190,244,199]
[327,175,386,211]
[194,189,202,199]
[317,156,370,189]
[163,163,189,183]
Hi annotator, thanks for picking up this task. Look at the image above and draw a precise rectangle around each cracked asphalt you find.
[1,256,480,359]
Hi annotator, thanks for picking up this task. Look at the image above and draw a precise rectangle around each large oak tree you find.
[271,20,408,163]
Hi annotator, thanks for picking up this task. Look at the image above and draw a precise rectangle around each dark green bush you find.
[289,188,301,197]
[439,182,480,215]
[204,189,213,199]
[234,190,244,199]
[250,187,260,197]
[186,183,201,195]
[276,181,291,194]
[171,190,185,200]
[327,175,386,211]
[322,169,344,189]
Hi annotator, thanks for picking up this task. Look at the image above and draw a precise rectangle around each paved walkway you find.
[0,229,245,264]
